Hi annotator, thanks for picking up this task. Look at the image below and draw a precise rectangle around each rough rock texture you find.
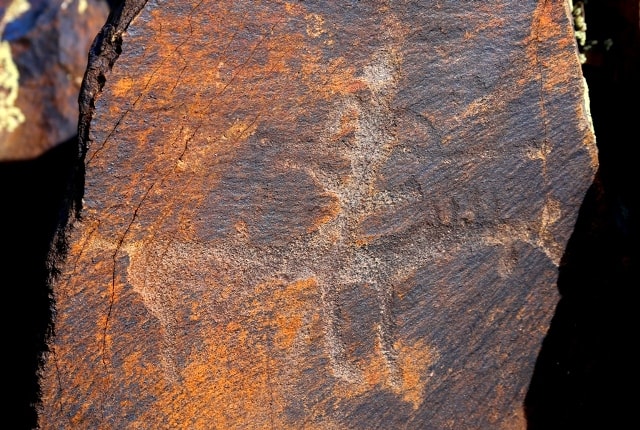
[0,0,109,160]
[38,1,597,428]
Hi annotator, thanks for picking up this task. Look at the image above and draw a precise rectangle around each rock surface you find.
[0,0,109,160]
[38,1,597,428]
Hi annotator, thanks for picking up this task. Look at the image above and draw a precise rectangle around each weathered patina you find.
[38,1,597,428]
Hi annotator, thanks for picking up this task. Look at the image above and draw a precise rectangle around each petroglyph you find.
[97,8,566,402]
[311,45,404,384]
[37,0,600,426]
[116,37,414,388]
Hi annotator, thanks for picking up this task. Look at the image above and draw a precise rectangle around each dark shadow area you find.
[525,172,636,428]
[106,0,123,10]
[525,0,639,427]
[0,137,77,430]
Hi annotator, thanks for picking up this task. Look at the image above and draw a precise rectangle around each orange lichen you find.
[274,313,303,350]
[395,339,438,409]
[110,76,136,98]
[528,0,581,95]
[301,55,364,99]
[271,278,319,350]
[116,276,325,428]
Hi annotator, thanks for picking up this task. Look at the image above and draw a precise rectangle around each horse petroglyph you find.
[122,40,410,388]
[93,7,564,403]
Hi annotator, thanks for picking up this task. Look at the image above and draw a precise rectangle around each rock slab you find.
[38,1,597,428]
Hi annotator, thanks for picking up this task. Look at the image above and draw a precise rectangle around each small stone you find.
[0,0,109,160]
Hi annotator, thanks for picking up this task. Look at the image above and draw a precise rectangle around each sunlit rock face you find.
[37,1,597,428]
